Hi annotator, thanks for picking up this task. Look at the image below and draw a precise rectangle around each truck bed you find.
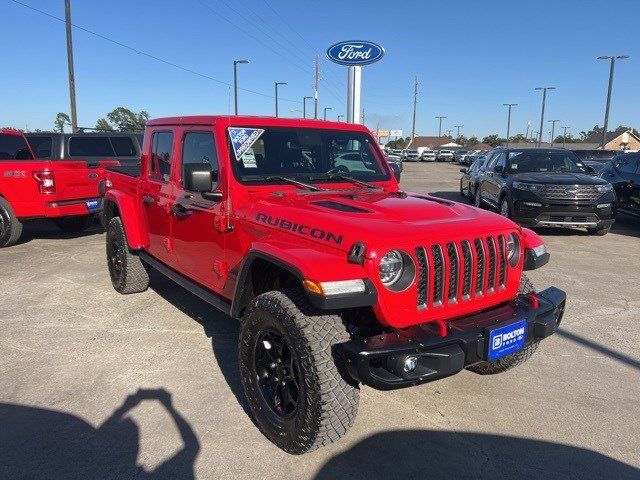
[107,164,140,178]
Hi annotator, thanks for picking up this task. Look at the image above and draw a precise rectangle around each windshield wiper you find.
[311,173,379,189]
[264,175,323,191]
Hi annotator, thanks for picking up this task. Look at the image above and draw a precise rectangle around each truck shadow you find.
[16,219,104,246]
[313,430,638,480]
[0,388,199,480]
[148,271,251,416]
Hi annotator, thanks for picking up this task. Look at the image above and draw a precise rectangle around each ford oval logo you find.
[88,173,98,179]
[326,40,385,66]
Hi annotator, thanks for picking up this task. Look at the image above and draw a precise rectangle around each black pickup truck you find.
[474,148,616,235]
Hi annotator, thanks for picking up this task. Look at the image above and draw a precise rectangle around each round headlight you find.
[379,250,403,286]
[506,233,520,267]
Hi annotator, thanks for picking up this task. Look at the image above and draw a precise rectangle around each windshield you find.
[229,127,390,184]
[508,150,588,174]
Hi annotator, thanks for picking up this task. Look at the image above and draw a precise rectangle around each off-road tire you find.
[587,227,610,236]
[467,274,539,375]
[54,215,92,233]
[239,288,359,454]
[106,216,149,294]
[0,197,23,248]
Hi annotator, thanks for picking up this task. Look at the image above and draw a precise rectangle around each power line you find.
[11,0,299,103]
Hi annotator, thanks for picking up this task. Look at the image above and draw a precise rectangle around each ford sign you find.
[326,40,385,66]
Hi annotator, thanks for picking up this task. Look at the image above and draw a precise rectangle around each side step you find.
[139,252,232,316]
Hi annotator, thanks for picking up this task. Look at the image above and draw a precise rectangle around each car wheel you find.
[500,197,511,218]
[0,197,23,248]
[466,274,540,375]
[106,217,150,294]
[239,288,359,454]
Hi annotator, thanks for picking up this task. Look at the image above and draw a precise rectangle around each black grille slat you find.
[461,241,472,298]
[473,238,485,295]
[487,237,496,291]
[498,235,506,287]
[415,247,428,308]
[446,243,458,302]
[431,245,444,306]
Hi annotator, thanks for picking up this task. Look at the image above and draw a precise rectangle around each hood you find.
[242,189,517,253]
[512,172,608,185]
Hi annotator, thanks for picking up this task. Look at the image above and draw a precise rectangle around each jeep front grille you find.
[417,235,509,310]
[537,184,601,201]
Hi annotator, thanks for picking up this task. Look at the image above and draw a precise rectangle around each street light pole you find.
[548,119,560,146]
[503,103,517,148]
[597,55,630,148]
[561,126,571,148]
[454,125,463,140]
[274,82,287,117]
[302,96,312,119]
[535,87,555,147]
[233,60,249,115]
[436,116,446,138]
[64,0,78,133]
[323,107,332,120]
[337,114,344,122]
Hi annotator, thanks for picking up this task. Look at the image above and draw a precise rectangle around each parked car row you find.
[459,147,639,235]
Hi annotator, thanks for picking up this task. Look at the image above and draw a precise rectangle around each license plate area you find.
[486,319,527,361]
[86,199,100,212]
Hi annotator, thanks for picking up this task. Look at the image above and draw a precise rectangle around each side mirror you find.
[494,165,504,174]
[183,163,220,199]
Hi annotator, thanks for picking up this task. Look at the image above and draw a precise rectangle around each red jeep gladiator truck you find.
[102,116,565,454]
[0,129,141,247]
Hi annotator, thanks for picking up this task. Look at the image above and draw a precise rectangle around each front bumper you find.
[512,197,615,229]
[342,287,565,390]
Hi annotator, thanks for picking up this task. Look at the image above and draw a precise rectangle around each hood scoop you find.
[312,200,371,213]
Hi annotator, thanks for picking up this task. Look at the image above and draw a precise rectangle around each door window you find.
[495,153,507,170]
[149,131,174,182]
[0,133,32,160]
[182,131,218,188]
[485,152,499,169]
[25,135,53,158]
[617,158,639,174]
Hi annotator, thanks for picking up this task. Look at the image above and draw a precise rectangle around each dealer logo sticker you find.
[488,320,527,361]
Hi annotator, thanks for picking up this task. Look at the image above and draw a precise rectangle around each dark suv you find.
[474,148,616,235]
[599,153,640,218]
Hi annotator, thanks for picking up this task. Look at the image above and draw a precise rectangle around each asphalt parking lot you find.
[1,161,639,479]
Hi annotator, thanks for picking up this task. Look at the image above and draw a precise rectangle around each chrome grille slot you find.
[498,235,507,287]
[446,242,459,303]
[538,184,601,201]
[473,238,485,295]
[431,245,444,306]
[461,241,472,300]
[415,247,428,309]
[487,237,496,292]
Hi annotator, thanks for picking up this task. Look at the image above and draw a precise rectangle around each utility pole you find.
[362,107,365,125]
[535,87,555,146]
[503,103,517,147]
[323,107,332,120]
[410,75,418,147]
[454,125,463,140]
[233,59,249,115]
[525,120,531,141]
[302,96,312,119]
[436,116,446,138]
[314,55,319,119]
[561,126,571,148]
[548,119,560,146]
[64,0,78,133]
[597,55,630,148]
[274,82,287,117]
[337,114,344,122]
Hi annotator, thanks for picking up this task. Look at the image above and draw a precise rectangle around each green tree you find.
[510,134,531,143]
[482,134,506,147]
[95,118,114,131]
[466,136,479,146]
[105,107,149,132]
[54,112,71,133]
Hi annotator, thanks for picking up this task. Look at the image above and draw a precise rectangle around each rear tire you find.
[239,288,359,454]
[587,227,610,236]
[106,217,149,294]
[467,274,539,375]
[54,215,92,233]
[0,197,23,248]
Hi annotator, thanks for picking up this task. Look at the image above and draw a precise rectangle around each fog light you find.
[403,356,418,373]
[597,203,612,209]
[523,201,542,207]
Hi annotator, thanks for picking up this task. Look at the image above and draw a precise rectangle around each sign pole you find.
[347,66,361,124]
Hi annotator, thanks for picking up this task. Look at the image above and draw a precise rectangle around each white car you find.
[437,149,454,162]
[419,150,436,162]
[401,149,421,162]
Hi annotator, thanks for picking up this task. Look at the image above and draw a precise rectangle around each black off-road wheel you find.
[54,215,92,233]
[239,289,359,454]
[0,197,23,248]
[106,216,149,294]
[467,274,539,375]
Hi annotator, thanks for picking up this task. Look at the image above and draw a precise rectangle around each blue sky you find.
[2,0,639,139]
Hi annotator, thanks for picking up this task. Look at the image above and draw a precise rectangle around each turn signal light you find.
[33,171,55,194]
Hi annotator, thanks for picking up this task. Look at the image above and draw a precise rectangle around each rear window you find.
[110,136,137,156]
[25,135,53,158]
[0,133,32,160]
[69,137,115,157]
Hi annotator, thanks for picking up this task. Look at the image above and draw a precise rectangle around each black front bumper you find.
[512,197,615,229]
[342,287,566,390]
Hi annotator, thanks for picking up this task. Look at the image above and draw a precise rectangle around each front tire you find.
[106,217,149,294]
[0,197,23,248]
[239,289,359,454]
[467,274,539,375]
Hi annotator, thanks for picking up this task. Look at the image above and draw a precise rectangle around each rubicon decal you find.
[256,213,343,245]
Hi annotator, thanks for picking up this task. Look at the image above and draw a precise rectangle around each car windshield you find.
[508,150,588,174]
[228,127,390,184]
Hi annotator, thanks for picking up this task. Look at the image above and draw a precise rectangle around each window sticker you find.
[242,147,257,168]
[228,127,264,163]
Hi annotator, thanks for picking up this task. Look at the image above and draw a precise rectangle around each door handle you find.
[142,195,155,205]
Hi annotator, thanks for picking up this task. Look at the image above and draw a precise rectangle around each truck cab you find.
[102,116,565,454]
